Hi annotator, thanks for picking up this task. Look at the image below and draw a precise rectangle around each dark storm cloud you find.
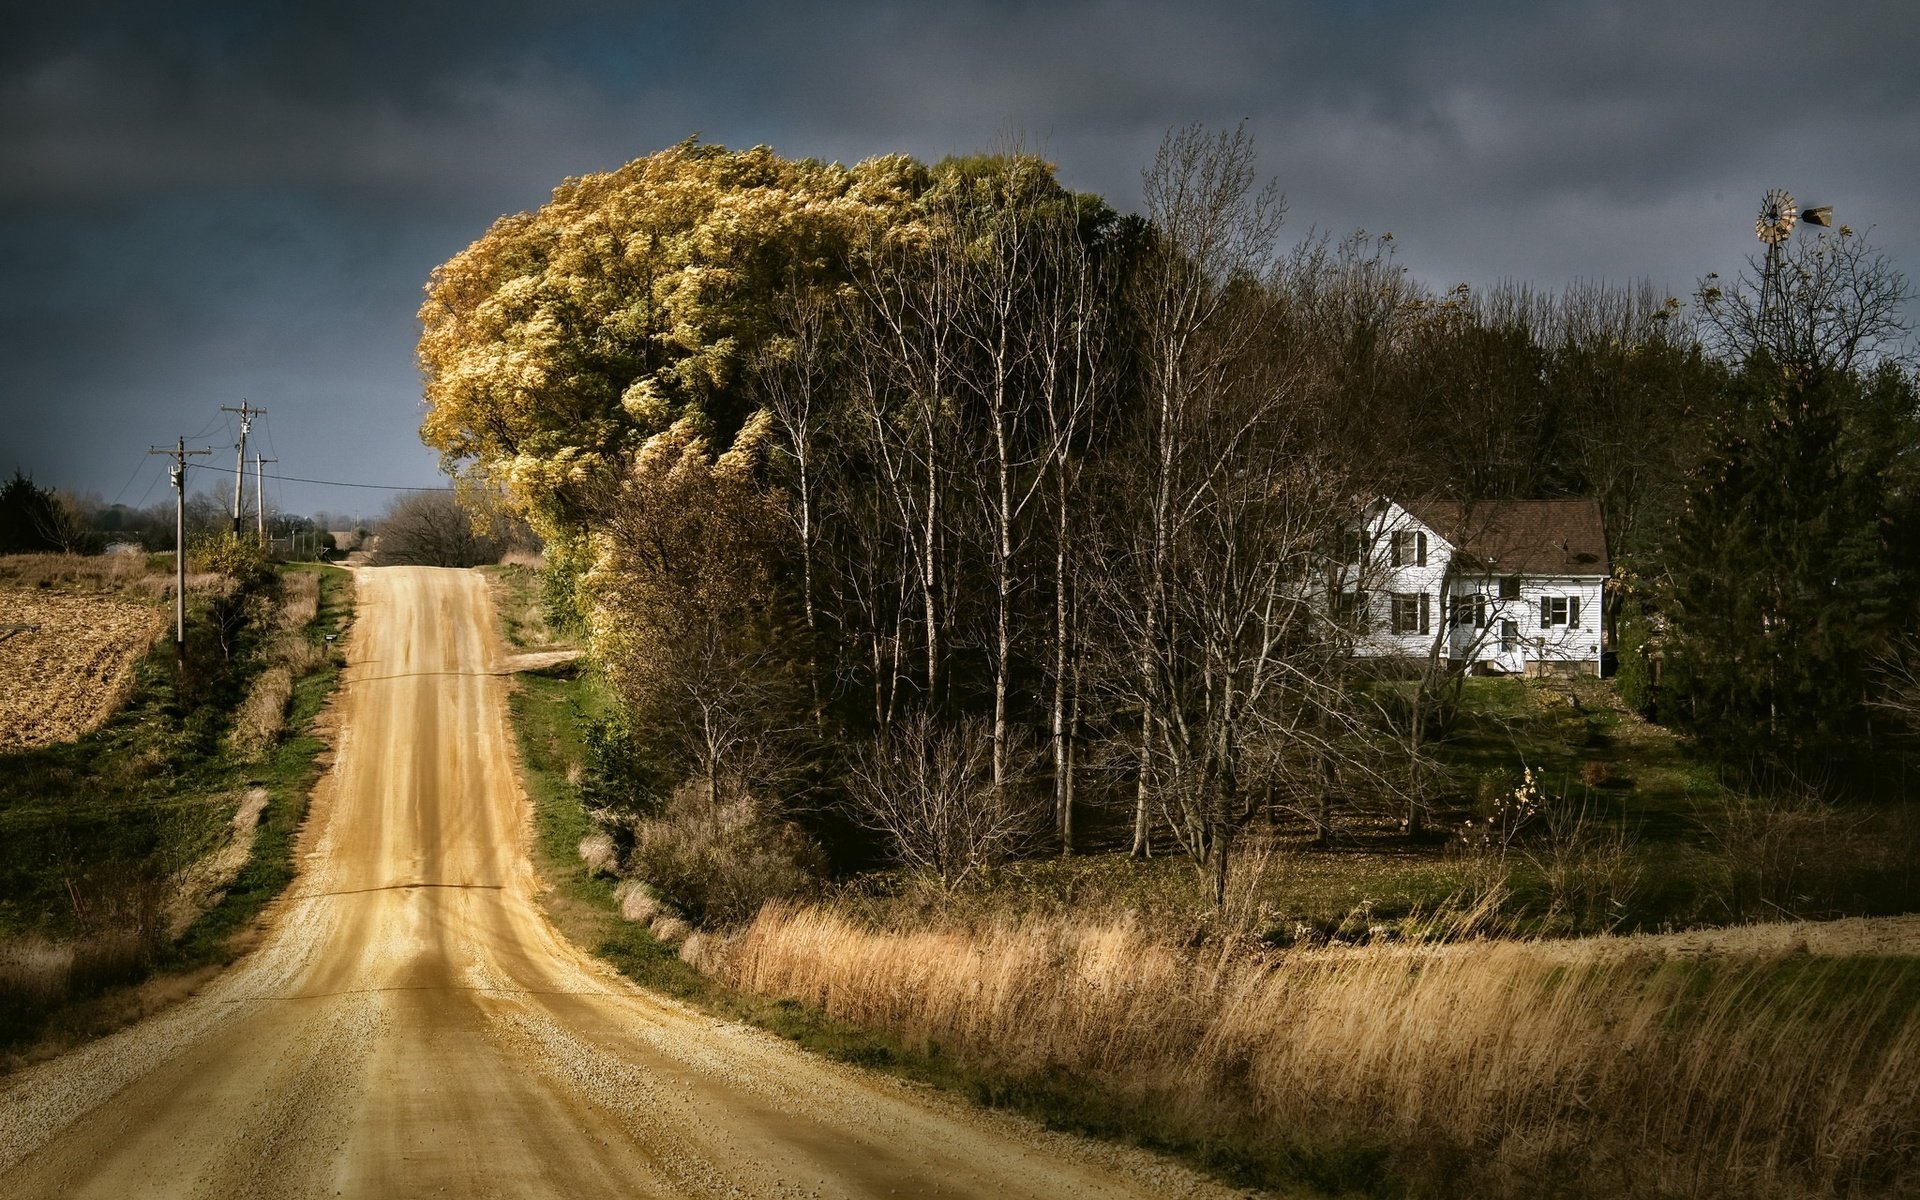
[3,0,1916,508]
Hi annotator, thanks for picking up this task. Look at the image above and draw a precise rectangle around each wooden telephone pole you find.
[149,437,212,651]
[221,401,264,535]
[254,454,278,547]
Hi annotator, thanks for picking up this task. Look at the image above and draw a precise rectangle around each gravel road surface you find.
[0,567,1248,1200]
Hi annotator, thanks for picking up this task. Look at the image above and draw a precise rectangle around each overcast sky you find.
[3,0,1915,518]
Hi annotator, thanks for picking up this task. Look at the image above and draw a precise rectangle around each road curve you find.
[0,567,1245,1199]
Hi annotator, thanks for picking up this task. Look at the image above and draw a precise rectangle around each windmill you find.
[1754,188,1834,350]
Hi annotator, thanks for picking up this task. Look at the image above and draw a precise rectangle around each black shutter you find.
[1540,598,1552,629]
[1570,596,1581,629]
[1419,592,1430,635]
[1416,531,1427,567]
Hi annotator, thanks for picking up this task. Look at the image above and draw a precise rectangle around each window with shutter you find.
[1391,593,1425,634]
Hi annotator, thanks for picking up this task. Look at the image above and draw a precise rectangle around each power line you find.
[187,410,230,442]
[132,462,166,509]
[193,461,455,491]
[107,453,151,507]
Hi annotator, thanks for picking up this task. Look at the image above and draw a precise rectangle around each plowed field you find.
[0,588,163,751]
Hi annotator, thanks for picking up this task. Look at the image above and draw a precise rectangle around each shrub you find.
[188,532,272,589]
[579,710,668,815]
[626,783,823,927]
[845,712,1042,890]
[1614,606,1659,717]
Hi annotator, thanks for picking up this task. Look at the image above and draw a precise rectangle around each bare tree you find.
[1032,202,1116,852]
[845,711,1039,889]
[757,286,845,726]
[844,220,969,709]
[371,491,501,567]
[950,155,1050,793]
[1115,121,1285,864]
[1698,226,1914,375]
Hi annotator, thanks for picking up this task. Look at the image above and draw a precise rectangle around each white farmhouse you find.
[1333,497,1610,677]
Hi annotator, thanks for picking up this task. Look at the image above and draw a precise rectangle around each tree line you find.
[417,130,1919,894]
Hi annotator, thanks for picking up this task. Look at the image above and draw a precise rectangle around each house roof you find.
[1397,497,1610,577]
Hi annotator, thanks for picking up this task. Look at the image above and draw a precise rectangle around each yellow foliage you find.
[417,140,922,536]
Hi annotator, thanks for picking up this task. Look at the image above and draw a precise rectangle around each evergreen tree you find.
[1661,361,1911,780]
[0,471,65,553]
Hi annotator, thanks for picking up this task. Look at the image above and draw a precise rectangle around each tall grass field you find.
[712,904,1920,1197]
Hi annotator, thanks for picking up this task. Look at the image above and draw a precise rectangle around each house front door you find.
[1494,619,1527,674]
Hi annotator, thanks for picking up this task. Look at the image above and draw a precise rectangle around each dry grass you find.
[225,573,336,759]
[274,569,320,631]
[0,551,154,593]
[716,904,1920,1197]
[482,563,565,650]
[0,874,173,1045]
[227,665,294,759]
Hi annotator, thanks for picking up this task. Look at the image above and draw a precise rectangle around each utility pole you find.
[221,400,264,535]
[254,454,277,547]
[150,437,212,652]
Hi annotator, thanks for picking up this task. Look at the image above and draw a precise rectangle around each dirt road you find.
[0,568,1244,1199]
